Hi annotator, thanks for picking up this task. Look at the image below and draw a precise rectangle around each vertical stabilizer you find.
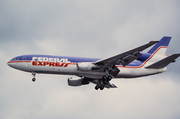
[144,37,172,67]
[148,36,171,55]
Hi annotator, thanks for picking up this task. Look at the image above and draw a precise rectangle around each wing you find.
[94,41,159,77]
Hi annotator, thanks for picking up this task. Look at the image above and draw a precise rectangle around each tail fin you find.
[146,54,180,69]
[148,36,171,55]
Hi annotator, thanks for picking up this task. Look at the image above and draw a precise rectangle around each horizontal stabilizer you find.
[146,54,180,69]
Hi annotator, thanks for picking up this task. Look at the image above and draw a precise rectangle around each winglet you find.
[146,53,180,69]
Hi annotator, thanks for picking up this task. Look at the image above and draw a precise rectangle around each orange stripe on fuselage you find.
[8,61,31,63]
[117,46,167,68]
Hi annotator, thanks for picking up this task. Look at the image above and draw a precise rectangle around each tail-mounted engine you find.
[68,77,90,86]
[77,62,100,71]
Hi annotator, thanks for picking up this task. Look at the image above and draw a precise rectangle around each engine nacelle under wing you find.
[77,62,100,71]
[68,77,90,86]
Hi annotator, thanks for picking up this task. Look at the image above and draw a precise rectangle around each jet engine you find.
[77,62,100,71]
[68,77,90,86]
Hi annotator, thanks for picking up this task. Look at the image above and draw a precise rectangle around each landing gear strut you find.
[102,75,112,84]
[102,68,113,84]
[32,72,36,82]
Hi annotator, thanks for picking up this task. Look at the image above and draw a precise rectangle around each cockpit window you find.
[13,57,18,60]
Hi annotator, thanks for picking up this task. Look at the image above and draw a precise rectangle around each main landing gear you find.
[102,75,112,84]
[32,72,36,82]
[95,75,112,90]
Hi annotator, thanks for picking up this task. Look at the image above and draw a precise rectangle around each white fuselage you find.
[7,57,167,79]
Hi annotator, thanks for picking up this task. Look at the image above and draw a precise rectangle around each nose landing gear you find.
[32,72,36,82]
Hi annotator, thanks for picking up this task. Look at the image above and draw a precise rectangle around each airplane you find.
[7,36,180,90]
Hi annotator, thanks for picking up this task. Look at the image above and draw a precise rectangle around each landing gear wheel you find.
[100,85,104,90]
[95,85,100,90]
[32,78,36,82]
[102,75,108,84]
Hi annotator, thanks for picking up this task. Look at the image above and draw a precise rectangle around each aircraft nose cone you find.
[7,61,11,67]
[7,61,13,68]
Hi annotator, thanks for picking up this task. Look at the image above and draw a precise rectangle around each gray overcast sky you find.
[1,0,180,119]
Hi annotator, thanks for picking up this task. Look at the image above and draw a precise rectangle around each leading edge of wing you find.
[94,40,159,67]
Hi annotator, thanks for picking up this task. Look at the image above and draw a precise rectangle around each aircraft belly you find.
[117,67,166,78]
[77,71,106,79]
[116,68,135,78]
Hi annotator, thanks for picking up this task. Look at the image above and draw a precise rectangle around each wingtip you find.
[173,53,180,56]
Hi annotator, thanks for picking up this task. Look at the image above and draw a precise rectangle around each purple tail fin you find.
[148,36,171,54]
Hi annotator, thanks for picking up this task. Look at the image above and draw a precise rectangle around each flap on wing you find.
[120,51,142,66]
[146,53,180,69]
